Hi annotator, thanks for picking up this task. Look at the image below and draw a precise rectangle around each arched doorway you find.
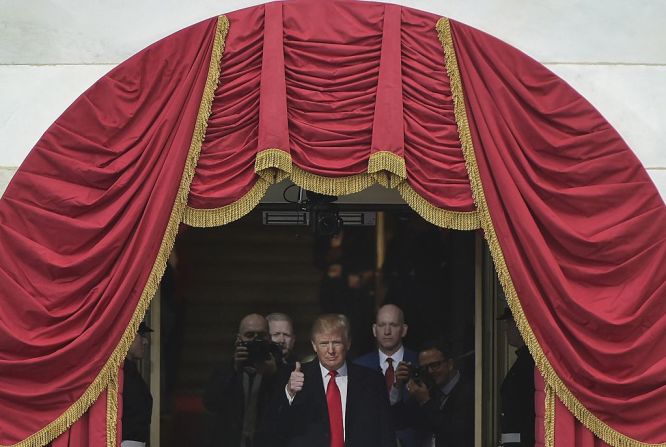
[0,2,664,446]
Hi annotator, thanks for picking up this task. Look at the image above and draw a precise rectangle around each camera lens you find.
[316,211,343,235]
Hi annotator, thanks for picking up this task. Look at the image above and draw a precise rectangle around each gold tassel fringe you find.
[106,372,119,447]
[437,16,666,447]
[290,164,374,196]
[255,148,292,183]
[368,151,407,188]
[2,15,230,447]
[396,182,480,230]
[187,150,481,231]
[182,178,271,227]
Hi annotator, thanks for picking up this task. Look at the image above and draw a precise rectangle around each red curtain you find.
[51,370,123,447]
[0,16,224,446]
[448,17,666,446]
[535,373,611,447]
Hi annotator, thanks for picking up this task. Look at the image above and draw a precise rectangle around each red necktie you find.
[326,370,344,447]
[385,358,395,392]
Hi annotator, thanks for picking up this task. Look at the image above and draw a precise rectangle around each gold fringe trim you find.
[437,16,666,447]
[185,160,480,231]
[368,151,407,188]
[183,178,271,227]
[255,148,292,183]
[106,372,119,447]
[396,182,480,230]
[1,15,229,447]
[545,383,556,447]
[187,149,479,230]
[290,164,375,196]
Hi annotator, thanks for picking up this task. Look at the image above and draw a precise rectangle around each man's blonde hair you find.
[311,314,351,341]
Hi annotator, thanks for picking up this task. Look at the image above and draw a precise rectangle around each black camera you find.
[299,190,343,236]
[408,364,436,389]
[238,339,283,366]
[408,365,428,384]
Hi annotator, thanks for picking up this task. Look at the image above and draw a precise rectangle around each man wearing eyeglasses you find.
[403,340,474,447]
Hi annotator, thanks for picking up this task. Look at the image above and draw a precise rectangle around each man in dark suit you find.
[203,313,280,447]
[270,314,395,447]
[354,304,421,447]
[403,340,474,447]
[122,322,153,447]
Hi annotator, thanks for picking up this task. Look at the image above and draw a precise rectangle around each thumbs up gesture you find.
[287,362,305,398]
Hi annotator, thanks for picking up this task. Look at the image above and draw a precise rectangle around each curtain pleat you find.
[448,17,666,446]
[0,16,225,447]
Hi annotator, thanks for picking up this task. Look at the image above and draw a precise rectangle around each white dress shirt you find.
[320,362,348,439]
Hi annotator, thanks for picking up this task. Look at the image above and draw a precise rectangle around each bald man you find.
[203,313,280,447]
[354,304,421,447]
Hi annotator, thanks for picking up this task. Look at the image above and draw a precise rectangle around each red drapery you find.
[446,17,666,446]
[50,370,122,447]
[0,15,227,447]
[536,373,611,447]
[0,2,664,446]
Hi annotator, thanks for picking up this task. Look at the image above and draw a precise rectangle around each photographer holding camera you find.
[399,340,474,447]
[203,314,282,447]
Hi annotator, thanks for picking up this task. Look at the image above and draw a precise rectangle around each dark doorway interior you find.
[158,207,475,446]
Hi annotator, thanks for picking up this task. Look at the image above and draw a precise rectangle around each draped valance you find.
[183,2,479,231]
[0,1,664,446]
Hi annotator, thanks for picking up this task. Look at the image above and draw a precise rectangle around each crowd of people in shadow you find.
[201,308,475,447]
[199,304,534,447]
[196,222,504,447]
[125,218,533,447]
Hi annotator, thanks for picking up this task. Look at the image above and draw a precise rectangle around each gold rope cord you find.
[187,147,480,230]
[437,16,666,447]
[545,383,556,447]
[1,15,229,447]
[106,372,119,447]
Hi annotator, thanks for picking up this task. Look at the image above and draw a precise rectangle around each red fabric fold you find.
[451,19,666,444]
[51,370,123,447]
[535,374,610,447]
[371,4,404,158]
[189,2,474,212]
[187,7,265,209]
[283,0,383,176]
[258,2,290,153]
[401,8,475,211]
[0,17,218,445]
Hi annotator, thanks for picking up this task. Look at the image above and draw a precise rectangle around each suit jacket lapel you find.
[372,351,382,372]
[345,364,360,438]
[307,361,328,418]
